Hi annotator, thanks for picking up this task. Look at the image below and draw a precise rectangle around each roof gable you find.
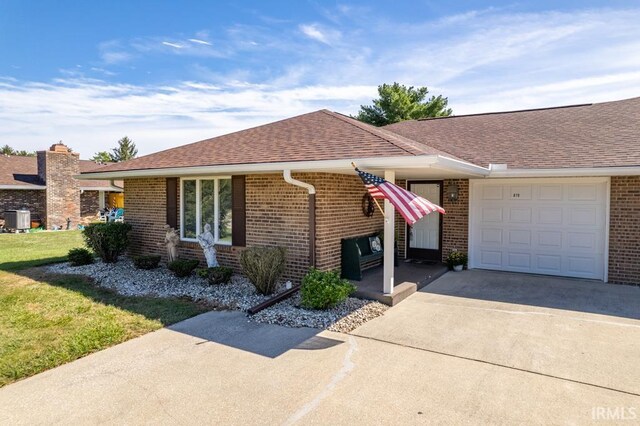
[89,110,456,174]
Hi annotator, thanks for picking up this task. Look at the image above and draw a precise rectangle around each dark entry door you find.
[406,181,443,262]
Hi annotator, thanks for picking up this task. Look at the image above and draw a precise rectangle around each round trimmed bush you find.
[67,247,94,266]
[168,259,200,278]
[300,268,356,310]
[82,222,132,263]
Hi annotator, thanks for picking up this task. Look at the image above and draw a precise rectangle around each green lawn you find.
[0,231,84,271]
[0,231,207,387]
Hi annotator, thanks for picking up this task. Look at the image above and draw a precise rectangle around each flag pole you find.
[351,162,386,218]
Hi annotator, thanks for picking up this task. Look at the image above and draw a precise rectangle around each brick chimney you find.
[36,143,80,229]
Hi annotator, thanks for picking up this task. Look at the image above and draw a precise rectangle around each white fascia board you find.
[79,186,124,192]
[0,185,46,190]
[487,167,640,178]
[75,155,489,180]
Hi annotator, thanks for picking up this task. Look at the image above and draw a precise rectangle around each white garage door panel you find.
[470,178,607,280]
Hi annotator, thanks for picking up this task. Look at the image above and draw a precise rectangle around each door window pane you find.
[218,178,232,243]
[182,180,197,239]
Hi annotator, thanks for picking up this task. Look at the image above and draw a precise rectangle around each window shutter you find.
[166,177,178,229]
[232,175,246,246]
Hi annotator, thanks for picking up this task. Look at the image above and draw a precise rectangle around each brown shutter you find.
[166,177,178,229]
[232,175,246,246]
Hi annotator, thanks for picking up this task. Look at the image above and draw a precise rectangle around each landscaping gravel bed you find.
[47,259,388,332]
[47,259,271,311]
[250,294,388,333]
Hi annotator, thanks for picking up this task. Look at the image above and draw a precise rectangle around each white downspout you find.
[283,170,316,268]
[283,170,315,194]
[110,179,123,190]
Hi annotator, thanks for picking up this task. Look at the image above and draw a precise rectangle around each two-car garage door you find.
[469,178,608,280]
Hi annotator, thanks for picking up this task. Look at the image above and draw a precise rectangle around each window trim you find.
[179,176,232,245]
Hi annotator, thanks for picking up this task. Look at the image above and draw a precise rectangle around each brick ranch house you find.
[0,144,123,229]
[79,97,640,295]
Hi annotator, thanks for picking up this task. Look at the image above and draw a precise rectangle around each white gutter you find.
[283,170,316,194]
[487,166,640,178]
[0,185,46,190]
[74,155,490,180]
[79,186,124,192]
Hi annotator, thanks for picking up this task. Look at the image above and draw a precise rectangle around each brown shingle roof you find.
[0,156,121,189]
[384,96,640,169]
[88,110,457,174]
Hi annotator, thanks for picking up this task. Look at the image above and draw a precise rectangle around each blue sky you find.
[1,1,639,158]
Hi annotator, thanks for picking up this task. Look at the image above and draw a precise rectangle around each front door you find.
[407,182,443,261]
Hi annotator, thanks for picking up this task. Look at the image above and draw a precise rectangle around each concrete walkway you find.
[1,273,639,424]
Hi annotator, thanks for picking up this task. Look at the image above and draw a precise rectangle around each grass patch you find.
[0,269,206,387]
[0,231,84,271]
[0,231,208,387]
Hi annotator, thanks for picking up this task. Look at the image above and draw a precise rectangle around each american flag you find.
[355,167,445,225]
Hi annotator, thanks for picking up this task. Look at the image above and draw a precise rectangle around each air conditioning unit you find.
[4,210,31,231]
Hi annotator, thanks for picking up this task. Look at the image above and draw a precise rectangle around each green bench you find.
[341,234,384,281]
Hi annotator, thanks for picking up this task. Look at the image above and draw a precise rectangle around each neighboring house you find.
[0,143,123,229]
[79,97,640,291]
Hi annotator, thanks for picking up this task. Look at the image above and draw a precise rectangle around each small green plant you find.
[446,251,468,269]
[203,266,234,285]
[67,247,94,266]
[132,255,161,270]
[168,259,200,278]
[82,222,132,263]
[300,268,356,310]
[239,246,286,295]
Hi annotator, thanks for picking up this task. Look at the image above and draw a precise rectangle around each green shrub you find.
[132,255,161,270]
[168,259,200,278]
[300,268,356,310]
[67,247,94,266]
[203,266,233,285]
[239,246,286,295]
[82,222,132,263]
[446,251,468,269]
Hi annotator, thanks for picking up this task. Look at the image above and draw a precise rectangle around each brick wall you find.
[441,179,469,261]
[124,172,385,282]
[37,149,81,229]
[80,190,101,222]
[0,189,46,223]
[608,176,640,285]
[124,178,168,261]
[315,173,384,271]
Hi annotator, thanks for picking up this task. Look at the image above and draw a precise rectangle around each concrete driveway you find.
[353,269,640,396]
[1,271,639,425]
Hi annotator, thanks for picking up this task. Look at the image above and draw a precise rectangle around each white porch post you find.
[98,191,105,210]
[383,170,395,294]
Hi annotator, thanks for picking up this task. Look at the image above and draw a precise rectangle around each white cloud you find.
[0,78,376,158]
[298,23,340,45]
[188,38,212,46]
[162,41,184,49]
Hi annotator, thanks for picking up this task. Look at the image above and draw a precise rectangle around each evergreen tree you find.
[110,136,138,162]
[355,82,452,126]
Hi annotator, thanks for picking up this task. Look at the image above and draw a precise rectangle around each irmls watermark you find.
[592,406,637,421]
